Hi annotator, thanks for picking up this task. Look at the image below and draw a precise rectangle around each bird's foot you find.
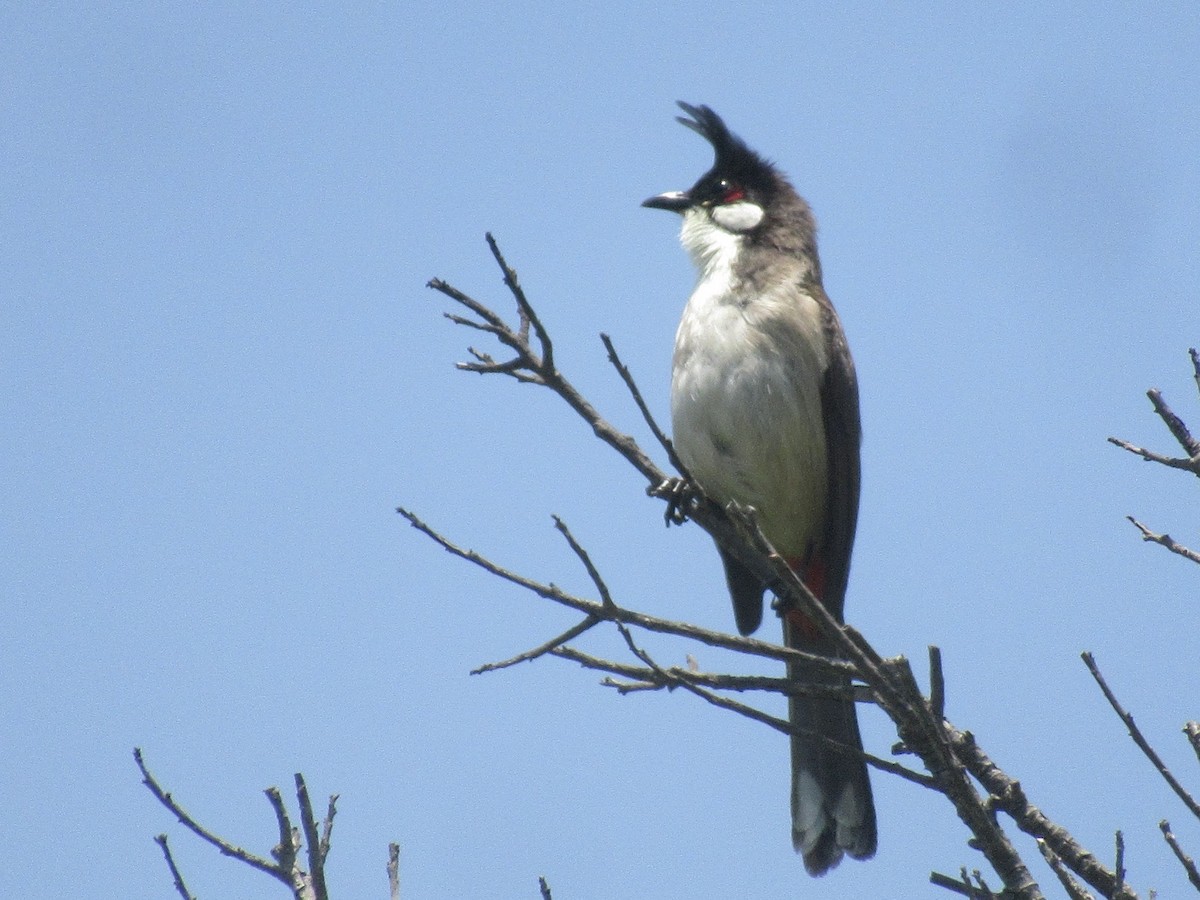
[649,477,698,526]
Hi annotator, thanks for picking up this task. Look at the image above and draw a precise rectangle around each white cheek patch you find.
[711,200,764,233]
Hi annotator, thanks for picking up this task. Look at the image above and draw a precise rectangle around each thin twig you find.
[135,748,284,882]
[486,233,553,372]
[1107,350,1200,475]
[154,834,199,900]
[265,787,296,865]
[548,517,927,788]
[539,875,553,900]
[1125,517,1200,565]
[600,332,686,473]
[265,786,313,899]
[1160,820,1200,891]
[552,516,614,607]
[1083,652,1200,820]
[472,616,599,674]
[554,646,867,700]
[929,644,946,721]
[965,868,997,899]
[1036,838,1095,900]
[319,795,337,872]
[429,241,664,485]
[551,645,934,788]
[723,499,916,716]
[1105,437,1200,474]
[1114,830,1126,893]
[930,870,1025,899]
[930,871,976,897]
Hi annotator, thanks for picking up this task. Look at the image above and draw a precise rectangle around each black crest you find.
[674,102,775,192]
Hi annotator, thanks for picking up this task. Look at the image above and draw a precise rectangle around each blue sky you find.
[3,4,1199,898]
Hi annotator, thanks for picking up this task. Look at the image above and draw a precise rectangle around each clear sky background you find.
[4,4,1199,899]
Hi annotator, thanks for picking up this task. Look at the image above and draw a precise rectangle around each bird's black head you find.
[642,102,780,234]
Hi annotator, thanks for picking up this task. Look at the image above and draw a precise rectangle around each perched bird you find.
[643,102,876,875]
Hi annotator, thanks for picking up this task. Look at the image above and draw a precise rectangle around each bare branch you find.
[1114,831,1126,894]
[551,645,934,789]
[949,727,1135,899]
[1106,436,1200,475]
[472,616,599,674]
[1083,652,1200,820]
[553,645,865,700]
[1125,517,1200,565]
[486,233,553,372]
[295,774,333,900]
[388,843,401,900]
[539,875,553,900]
[600,332,687,474]
[1160,820,1200,891]
[1036,838,1096,900]
[429,243,665,486]
[266,788,297,864]
[929,645,946,722]
[137,750,356,900]
[552,515,615,608]
[154,834,198,900]
[319,794,337,875]
[266,786,315,899]
[135,748,284,883]
[930,869,1024,899]
[396,507,852,674]
[1108,350,1200,476]
[931,870,976,897]
[1147,388,1200,460]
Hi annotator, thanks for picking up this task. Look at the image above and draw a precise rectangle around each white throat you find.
[679,208,742,280]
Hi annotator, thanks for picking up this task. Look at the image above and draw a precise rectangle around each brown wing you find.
[785,284,874,874]
[813,284,861,621]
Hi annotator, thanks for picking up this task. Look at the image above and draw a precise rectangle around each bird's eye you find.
[718,180,745,204]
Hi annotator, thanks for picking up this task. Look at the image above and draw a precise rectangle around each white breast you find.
[670,210,830,558]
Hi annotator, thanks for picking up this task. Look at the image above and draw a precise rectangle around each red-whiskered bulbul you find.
[643,102,876,876]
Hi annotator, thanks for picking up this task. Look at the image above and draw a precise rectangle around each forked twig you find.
[137,748,340,900]
[396,507,851,673]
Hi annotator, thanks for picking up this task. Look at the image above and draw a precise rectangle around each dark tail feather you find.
[716,545,765,636]
[717,543,876,873]
[788,643,877,876]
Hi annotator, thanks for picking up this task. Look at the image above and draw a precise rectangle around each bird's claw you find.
[650,477,697,526]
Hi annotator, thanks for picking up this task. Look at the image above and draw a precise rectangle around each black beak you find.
[641,190,692,212]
